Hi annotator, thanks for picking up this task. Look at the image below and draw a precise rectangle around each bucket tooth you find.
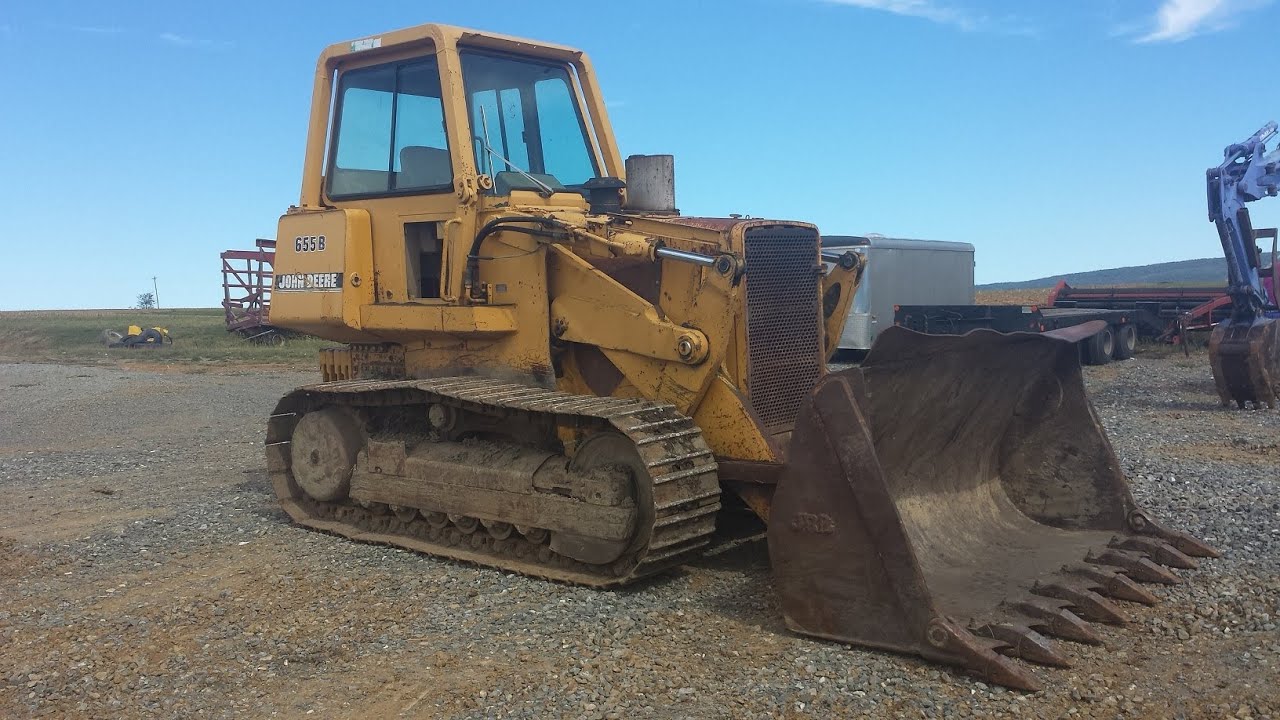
[1163,531,1221,559]
[1063,564,1160,605]
[1085,549,1182,585]
[1031,581,1129,625]
[1110,536,1198,570]
[1009,600,1105,645]
[928,619,1043,692]
[1134,521,1221,559]
[972,622,1070,668]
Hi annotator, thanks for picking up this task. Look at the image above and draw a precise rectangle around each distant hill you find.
[980,257,1227,290]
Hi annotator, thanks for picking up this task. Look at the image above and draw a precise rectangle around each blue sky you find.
[2,0,1278,309]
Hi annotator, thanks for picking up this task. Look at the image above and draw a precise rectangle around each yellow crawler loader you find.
[264,23,1216,690]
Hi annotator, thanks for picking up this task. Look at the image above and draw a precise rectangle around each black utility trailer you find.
[894,304,1139,365]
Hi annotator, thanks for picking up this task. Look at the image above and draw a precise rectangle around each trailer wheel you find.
[1085,326,1114,366]
[1113,324,1136,360]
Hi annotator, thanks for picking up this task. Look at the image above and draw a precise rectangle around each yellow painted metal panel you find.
[360,304,517,334]
[692,374,780,462]
[270,209,376,342]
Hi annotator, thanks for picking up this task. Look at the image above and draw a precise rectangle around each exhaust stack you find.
[624,154,677,214]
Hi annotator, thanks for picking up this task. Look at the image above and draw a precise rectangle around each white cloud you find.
[69,25,125,34]
[827,0,973,28]
[823,0,1034,34]
[825,0,976,29]
[159,32,231,49]
[159,32,196,46]
[1137,0,1271,43]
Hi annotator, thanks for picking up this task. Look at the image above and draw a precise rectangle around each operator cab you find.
[297,26,622,304]
[324,40,607,203]
[276,24,628,339]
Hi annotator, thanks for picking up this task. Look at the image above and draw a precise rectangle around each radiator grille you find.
[742,226,824,434]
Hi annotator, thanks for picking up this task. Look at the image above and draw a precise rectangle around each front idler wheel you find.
[290,408,364,502]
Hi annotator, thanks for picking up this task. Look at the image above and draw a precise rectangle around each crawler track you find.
[266,377,721,586]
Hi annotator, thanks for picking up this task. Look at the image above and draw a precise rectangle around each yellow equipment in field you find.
[265,23,1216,690]
[102,325,171,348]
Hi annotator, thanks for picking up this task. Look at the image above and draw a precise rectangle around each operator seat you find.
[398,146,452,189]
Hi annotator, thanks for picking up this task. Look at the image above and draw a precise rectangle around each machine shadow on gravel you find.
[682,538,794,634]
[235,470,292,522]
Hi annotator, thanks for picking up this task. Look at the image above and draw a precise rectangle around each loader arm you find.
[546,242,740,414]
[820,249,865,360]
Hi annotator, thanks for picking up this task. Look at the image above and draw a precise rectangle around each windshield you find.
[460,52,600,191]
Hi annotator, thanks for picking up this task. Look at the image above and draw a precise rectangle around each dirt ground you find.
[973,288,1057,306]
[1,355,1277,719]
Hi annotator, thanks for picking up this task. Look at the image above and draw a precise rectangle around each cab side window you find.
[329,58,452,198]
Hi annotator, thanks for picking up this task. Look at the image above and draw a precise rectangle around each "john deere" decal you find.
[275,272,343,292]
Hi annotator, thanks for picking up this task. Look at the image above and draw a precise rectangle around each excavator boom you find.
[1207,121,1280,408]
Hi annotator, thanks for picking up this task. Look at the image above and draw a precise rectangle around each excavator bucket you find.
[1209,317,1280,409]
[769,324,1218,690]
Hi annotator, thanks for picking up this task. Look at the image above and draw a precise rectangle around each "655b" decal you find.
[295,235,326,252]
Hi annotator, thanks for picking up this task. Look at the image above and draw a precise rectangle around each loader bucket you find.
[1209,316,1280,409]
[769,324,1218,690]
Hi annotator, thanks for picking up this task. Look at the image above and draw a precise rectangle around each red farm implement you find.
[1047,281,1229,341]
[1046,228,1277,344]
[221,239,286,344]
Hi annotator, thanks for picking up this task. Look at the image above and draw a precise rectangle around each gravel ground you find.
[1,353,1277,719]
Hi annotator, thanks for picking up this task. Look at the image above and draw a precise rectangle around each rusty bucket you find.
[1209,316,1280,409]
[768,324,1218,690]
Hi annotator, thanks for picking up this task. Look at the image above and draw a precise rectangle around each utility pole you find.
[153,276,160,309]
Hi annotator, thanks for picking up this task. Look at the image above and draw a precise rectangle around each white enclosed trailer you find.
[823,235,976,353]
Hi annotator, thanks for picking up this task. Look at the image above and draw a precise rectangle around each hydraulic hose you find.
[465,216,564,300]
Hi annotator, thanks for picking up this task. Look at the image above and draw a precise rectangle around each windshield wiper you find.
[477,106,555,198]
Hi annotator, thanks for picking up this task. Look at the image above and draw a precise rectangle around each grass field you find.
[0,300,1203,371]
[0,308,331,369]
